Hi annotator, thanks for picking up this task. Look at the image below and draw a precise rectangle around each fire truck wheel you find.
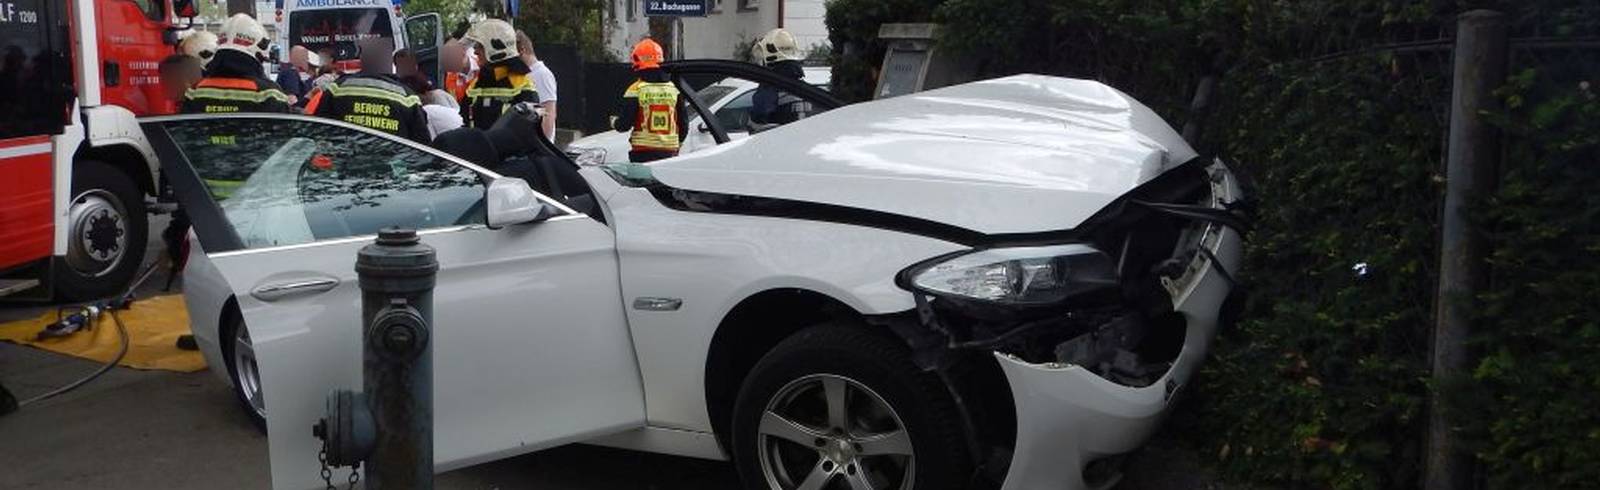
[54,160,148,301]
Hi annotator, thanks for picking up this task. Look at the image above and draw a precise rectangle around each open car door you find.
[404,13,444,88]
[663,60,844,155]
[143,114,645,489]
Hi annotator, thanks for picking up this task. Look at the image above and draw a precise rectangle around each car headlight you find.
[901,244,1118,306]
[569,147,608,167]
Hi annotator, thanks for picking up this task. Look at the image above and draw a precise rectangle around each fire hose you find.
[15,259,163,408]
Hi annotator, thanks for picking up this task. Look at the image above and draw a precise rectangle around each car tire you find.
[53,160,148,301]
[731,322,972,490]
[220,309,267,432]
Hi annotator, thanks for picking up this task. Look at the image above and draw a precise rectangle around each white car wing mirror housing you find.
[485,177,556,228]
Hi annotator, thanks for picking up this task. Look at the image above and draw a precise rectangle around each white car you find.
[567,64,833,165]
[150,64,1244,490]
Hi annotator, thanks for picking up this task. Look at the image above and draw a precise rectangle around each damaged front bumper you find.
[998,159,1243,490]
[892,158,1246,490]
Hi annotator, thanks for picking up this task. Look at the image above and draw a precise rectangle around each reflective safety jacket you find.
[623,80,681,153]
[305,74,431,143]
[444,71,471,103]
[462,67,539,129]
[180,52,291,114]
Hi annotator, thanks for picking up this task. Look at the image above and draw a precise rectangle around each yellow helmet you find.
[465,19,520,64]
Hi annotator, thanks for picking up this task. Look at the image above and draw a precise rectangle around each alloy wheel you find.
[233,324,266,419]
[757,374,915,490]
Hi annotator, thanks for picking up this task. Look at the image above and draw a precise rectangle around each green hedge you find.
[825,0,1600,488]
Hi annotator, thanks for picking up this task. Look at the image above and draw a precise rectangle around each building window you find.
[626,0,637,21]
[739,0,758,10]
[708,0,723,14]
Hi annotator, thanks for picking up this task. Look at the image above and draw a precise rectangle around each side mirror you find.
[485,177,555,228]
[696,122,711,134]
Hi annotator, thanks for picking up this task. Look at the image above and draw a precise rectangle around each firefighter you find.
[179,31,218,68]
[179,14,290,114]
[614,38,682,163]
[460,19,539,130]
[750,28,808,127]
[304,37,432,143]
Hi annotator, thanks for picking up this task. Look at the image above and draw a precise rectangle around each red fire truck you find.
[0,0,198,300]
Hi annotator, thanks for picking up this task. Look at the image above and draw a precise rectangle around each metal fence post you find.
[1428,9,1506,490]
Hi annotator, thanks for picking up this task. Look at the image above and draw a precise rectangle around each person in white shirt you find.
[516,30,559,142]
[421,89,465,140]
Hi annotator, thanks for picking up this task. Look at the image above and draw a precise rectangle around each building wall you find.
[604,0,827,60]
[782,0,827,52]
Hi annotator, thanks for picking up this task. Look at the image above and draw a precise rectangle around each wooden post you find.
[1427,9,1506,490]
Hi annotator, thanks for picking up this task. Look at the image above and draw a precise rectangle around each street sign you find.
[644,0,707,17]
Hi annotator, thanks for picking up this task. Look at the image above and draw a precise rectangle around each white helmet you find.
[180,31,219,65]
[464,19,519,64]
[217,14,271,60]
[756,29,804,65]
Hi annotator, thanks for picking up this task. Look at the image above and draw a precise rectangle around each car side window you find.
[165,118,487,250]
[715,91,755,131]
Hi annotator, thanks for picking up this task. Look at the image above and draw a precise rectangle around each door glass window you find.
[288,8,395,62]
[130,0,165,21]
[165,118,487,249]
[714,90,755,131]
[0,0,70,139]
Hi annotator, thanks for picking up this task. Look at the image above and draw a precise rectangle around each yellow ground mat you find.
[0,295,207,372]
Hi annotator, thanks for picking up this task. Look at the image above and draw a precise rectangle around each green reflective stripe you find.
[203,178,243,200]
[339,77,410,94]
[185,87,289,104]
[322,84,422,107]
[466,85,538,100]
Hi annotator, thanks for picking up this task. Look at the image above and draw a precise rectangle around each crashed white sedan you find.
[151,67,1244,490]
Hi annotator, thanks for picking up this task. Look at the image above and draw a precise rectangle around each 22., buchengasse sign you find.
[644,0,707,17]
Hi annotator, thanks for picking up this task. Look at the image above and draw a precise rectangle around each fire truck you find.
[0,0,199,300]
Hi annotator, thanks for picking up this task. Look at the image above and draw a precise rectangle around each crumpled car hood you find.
[649,74,1199,235]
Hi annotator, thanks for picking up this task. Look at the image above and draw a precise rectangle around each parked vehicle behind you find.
[566,64,832,165]
[155,62,1246,490]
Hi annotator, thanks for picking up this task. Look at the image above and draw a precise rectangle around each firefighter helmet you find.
[757,29,804,65]
[631,38,665,71]
[464,19,520,64]
[217,14,271,60]
[180,31,219,64]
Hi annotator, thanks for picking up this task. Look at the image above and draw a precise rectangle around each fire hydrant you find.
[314,228,438,489]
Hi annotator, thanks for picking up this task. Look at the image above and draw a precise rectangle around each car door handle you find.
[251,277,340,302]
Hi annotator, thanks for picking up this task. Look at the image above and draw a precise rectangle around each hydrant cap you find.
[376,227,420,247]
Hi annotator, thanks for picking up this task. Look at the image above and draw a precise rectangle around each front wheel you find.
[731,323,972,490]
[221,310,267,432]
[53,160,147,301]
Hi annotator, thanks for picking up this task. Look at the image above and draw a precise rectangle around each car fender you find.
[608,186,966,433]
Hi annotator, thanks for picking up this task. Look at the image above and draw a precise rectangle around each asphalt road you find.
[0,217,1210,490]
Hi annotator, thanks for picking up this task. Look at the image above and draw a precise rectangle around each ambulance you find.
[277,0,409,72]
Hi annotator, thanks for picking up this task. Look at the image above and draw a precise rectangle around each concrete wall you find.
[604,0,827,60]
